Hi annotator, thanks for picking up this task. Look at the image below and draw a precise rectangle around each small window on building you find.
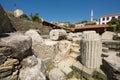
[102,18,105,21]
[107,17,109,20]
[118,16,120,19]
[112,16,115,19]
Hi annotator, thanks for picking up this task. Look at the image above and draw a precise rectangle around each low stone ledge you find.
[73,61,107,80]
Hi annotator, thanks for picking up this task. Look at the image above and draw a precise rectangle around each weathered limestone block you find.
[67,32,82,44]
[25,29,59,63]
[73,61,94,80]
[0,66,13,78]
[49,68,66,80]
[102,52,120,80]
[80,31,102,69]
[0,66,13,73]
[50,29,67,40]
[25,29,44,45]
[0,33,32,60]
[73,61,107,80]
[0,57,19,79]
[54,40,72,62]
[0,53,7,65]
[19,55,46,80]
[56,57,75,75]
[102,31,115,40]
[0,70,19,80]
[21,55,38,68]
[0,46,13,57]
[0,5,15,34]
[33,40,58,60]
[102,40,120,51]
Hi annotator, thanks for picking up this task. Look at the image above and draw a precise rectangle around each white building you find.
[100,14,120,24]
[75,23,85,27]
[14,9,24,17]
[57,22,69,27]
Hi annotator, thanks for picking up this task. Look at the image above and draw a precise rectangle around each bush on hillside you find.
[19,14,30,20]
[108,19,120,33]
[30,13,42,23]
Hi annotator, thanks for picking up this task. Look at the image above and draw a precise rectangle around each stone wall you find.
[0,33,32,80]
[0,5,15,34]
[0,32,46,80]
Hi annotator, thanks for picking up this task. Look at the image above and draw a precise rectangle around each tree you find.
[30,13,42,23]
[75,22,81,24]
[68,23,75,28]
[81,20,88,23]
[85,22,96,25]
[107,18,118,26]
[19,14,30,20]
[108,18,120,33]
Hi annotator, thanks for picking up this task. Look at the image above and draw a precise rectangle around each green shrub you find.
[19,14,30,20]
[108,19,120,33]
[30,13,42,23]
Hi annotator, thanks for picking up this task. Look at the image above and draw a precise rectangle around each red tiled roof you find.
[43,21,115,32]
[74,24,109,29]
[43,21,72,31]
[101,14,120,18]
[69,24,115,31]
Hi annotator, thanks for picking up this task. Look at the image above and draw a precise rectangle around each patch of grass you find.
[46,63,54,76]
[66,66,82,79]
[92,74,107,80]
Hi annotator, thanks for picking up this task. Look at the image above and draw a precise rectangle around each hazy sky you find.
[0,0,120,22]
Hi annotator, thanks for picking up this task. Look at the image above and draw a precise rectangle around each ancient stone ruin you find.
[50,29,67,40]
[0,4,119,80]
[80,31,102,69]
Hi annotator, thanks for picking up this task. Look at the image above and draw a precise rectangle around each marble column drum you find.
[80,31,102,69]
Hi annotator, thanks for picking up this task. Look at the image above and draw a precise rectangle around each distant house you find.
[14,9,24,17]
[56,22,69,27]
[75,23,85,27]
[100,14,120,24]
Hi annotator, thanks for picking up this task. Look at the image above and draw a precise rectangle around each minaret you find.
[90,10,94,22]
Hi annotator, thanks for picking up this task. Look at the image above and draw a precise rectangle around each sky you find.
[0,0,120,23]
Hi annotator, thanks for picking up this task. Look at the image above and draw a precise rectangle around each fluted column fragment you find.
[80,31,102,69]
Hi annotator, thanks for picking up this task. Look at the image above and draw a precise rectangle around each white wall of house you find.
[100,15,120,24]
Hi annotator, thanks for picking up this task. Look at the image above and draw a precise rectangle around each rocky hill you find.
[0,5,15,34]
[7,12,52,35]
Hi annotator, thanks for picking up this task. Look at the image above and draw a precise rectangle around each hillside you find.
[7,12,52,35]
